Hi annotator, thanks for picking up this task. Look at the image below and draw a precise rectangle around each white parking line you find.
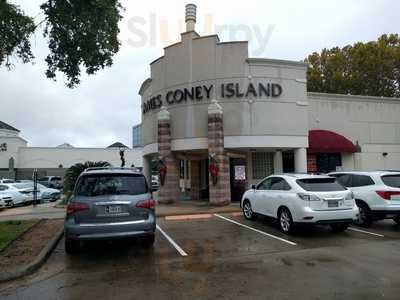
[156,224,188,257]
[214,213,297,246]
[348,226,385,237]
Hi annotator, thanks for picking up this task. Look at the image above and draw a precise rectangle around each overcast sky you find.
[1,0,399,147]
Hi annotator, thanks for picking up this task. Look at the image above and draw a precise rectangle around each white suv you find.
[241,174,358,234]
[329,171,400,227]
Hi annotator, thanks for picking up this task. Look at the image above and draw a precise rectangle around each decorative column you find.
[208,100,231,206]
[294,148,307,173]
[157,107,180,204]
[190,160,200,201]
[273,151,283,173]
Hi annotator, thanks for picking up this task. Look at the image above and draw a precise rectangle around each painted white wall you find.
[0,135,27,168]
[17,147,143,169]
[308,93,400,171]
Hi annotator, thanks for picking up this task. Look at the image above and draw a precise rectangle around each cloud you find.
[1,0,399,147]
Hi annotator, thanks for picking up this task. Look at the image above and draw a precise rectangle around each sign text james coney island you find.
[142,82,283,114]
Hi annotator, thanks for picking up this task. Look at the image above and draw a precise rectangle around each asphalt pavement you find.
[1,214,400,299]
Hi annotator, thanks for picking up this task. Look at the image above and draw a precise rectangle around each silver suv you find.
[64,167,155,253]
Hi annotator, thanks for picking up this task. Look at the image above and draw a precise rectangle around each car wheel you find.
[242,200,256,220]
[393,216,400,225]
[8,201,15,208]
[279,208,294,234]
[65,238,80,254]
[354,202,372,227]
[330,223,349,232]
[141,234,155,248]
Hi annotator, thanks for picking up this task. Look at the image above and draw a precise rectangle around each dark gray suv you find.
[64,167,156,253]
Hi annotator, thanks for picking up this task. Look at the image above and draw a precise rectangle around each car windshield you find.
[296,178,346,192]
[381,175,400,188]
[75,174,148,197]
[11,183,33,189]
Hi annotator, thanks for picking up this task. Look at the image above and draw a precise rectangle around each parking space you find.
[2,214,400,299]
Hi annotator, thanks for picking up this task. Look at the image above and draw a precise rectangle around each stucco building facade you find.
[139,4,400,205]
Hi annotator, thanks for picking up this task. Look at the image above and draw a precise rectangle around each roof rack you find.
[84,167,142,172]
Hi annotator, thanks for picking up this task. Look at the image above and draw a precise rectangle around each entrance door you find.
[230,158,247,202]
[282,152,294,173]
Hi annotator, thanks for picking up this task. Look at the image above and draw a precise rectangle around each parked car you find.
[328,171,400,226]
[0,183,34,206]
[16,181,61,202]
[64,167,156,254]
[0,195,11,210]
[241,174,358,234]
[38,176,63,189]
[0,178,15,184]
[151,175,159,191]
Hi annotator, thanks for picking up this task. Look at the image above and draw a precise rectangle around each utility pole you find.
[33,169,38,206]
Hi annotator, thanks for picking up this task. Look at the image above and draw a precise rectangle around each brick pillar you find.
[190,160,200,201]
[158,107,180,204]
[208,100,231,206]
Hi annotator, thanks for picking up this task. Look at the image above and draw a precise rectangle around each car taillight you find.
[136,199,156,209]
[297,193,321,201]
[66,202,89,214]
[376,191,400,200]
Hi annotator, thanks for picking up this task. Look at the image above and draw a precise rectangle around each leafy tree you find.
[305,34,400,97]
[63,161,110,195]
[0,0,36,68]
[0,0,123,88]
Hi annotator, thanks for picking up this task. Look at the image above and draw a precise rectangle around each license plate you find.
[328,201,338,208]
[105,205,122,214]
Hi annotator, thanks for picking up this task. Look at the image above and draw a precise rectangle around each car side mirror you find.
[251,184,256,190]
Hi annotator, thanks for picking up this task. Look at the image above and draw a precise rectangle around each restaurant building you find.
[139,4,400,205]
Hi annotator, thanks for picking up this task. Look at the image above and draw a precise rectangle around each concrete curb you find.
[156,207,241,217]
[0,226,64,283]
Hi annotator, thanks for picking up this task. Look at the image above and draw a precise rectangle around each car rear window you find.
[51,177,61,181]
[75,174,148,197]
[381,175,400,188]
[296,178,347,192]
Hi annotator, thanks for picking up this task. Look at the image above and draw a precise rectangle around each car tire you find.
[242,200,256,220]
[354,201,373,227]
[141,234,155,248]
[278,207,294,234]
[393,216,400,225]
[9,201,15,208]
[330,223,349,233]
[65,238,80,254]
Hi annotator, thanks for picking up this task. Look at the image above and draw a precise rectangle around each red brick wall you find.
[208,113,231,206]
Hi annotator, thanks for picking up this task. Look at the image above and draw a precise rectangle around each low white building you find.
[0,121,143,179]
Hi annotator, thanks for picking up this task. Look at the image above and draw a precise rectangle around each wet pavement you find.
[1,214,400,299]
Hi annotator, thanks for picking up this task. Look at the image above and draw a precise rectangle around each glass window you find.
[51,177,61,181]
[257,178,272,190]
[333,174,352,187]
[270,178,291,191]
[252,152,274,179]
[296,178,346,192]
[351,175,375,187]
[11,183,32,189]
[75,174,148,197]
[381,175,400,188]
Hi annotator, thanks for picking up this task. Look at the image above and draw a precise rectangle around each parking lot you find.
[1,213,400,299]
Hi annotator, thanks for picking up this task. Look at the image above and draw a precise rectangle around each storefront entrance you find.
[229,157,247,202]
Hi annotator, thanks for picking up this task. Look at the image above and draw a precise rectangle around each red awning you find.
[308,130,357,154]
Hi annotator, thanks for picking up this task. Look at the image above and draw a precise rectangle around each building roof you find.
[0,121,19,132]
[107,142,128,149]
